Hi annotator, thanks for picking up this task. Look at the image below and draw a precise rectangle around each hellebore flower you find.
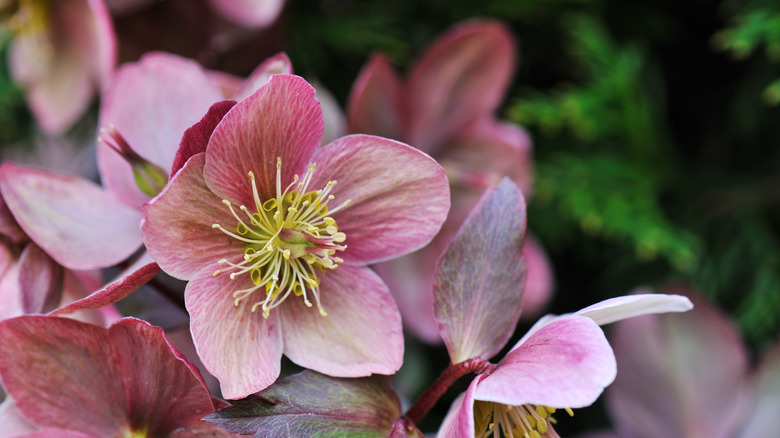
[2,0,116,134]
[436,294,694,438]
[587,288,780,438]
[0,315,236,437]
[141,74,450,399]
[347,19,553,343]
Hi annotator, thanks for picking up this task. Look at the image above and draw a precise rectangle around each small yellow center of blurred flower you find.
[212,157,350,318]
[1,0,51,48]
[473,401,573,438]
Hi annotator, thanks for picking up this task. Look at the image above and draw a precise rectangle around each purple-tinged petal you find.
[171,100,237,177]
[520,235,554,319]
[0,193,27,243]
[310,134,450,264]
[434,178,527,364]
[477,315,616,408]
[738,341,780,438]
[280,265,403,377]
[18,243,63,314]
[204,74,323,205]
[575,292,694,326]
[185,268,283,399]
[50,261,160,316]
[347,54,404,141]
[606,294,749,438]
[170,420,240,438]
[207,0,285,28]
[0,399,37,437]
[142,154,240,280]
[0,249,22,321]
[230,52,293,102]
[437,377,480,438]
[405,20,516,152]
[0,163,143,270]
[97,52,223,207]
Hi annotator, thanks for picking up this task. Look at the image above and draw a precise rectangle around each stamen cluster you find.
[474,401,573,438]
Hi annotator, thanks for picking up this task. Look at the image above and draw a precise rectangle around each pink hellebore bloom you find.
[141,74,450,399]
[3,0,115,134]
[0,315,236,437]
[599,288,780,438]
[437,294,694,438]
[347,19,553,343]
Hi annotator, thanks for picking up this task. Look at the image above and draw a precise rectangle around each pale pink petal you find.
[57,269,111,326]
[437,377,480,438]
[314,80,347,145]
[230,52,293,102]
[477,315,616,408]
[204,74,323,204]
[0,163,143,270]
[310,135,449,264]
[142,154,241,280]
[521,235,555,319]
[97,52,223,207]
[575,292,694,325]
[406,21,515,152]
[207,0,285,28]
[607,294,749,438]
[0,193,27,243]
[435,178,526,364]
[347,54,404,141]
[185,268,283,399]
[18,243,63,314]
[280,265,403,377]
[0,245,22,320]
[0,399,37,437]
[738,341,780,438]
[171,100,237,177]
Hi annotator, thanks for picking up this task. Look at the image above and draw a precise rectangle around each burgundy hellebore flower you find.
[141,74,450,399]
[347,19,553,343]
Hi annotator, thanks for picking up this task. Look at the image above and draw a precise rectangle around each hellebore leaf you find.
[205,370,401,438]
[434,178,527,364]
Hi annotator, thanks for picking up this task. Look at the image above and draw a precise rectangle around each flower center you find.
[1,0,51,50]
[212,157,350,318]
[473,401,573,438]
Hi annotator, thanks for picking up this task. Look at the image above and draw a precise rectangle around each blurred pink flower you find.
[5,0,115,134]
[141,74,450,399]
[347,19,553,343]
[207,0,286,28]
[438,294,694,438]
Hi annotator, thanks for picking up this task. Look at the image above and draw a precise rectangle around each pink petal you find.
[405,20,516,152]
[0,399,37,437]
[435,178,527,364]
[574,292,694,325]
[207,0,285,28]
[142,154,241,280]
[279,265,403,377]
[437,377,480,438]
[739,341,780,438]
[0,193,27,243]
[185,267,283,399]
[607,294,750,438]
[477,315,616,408]
[171,100,237,177]
[310,134,450,264]
[97,52,223,207]
[18,243,63,314]
[0,247,22,320]
[0,163,143,270]
[347,54,404,141]
[204,75,323,205]
[231,52,294,102]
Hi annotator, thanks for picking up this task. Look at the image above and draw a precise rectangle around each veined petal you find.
[18,243,63,314]
[347,54,404,141]
[142,154,240,280]
[0,163,143,270]
[230,52,293,102]
[204,74,323,205]
[186,268,283,399]
[477,315,616,408]
[738,341,780,438]
[406,20,516,152]
[437,377,480,438]
[279,265,403,377]
[310,134,450,264]
[575,292,694,325]
[97,52,223,207]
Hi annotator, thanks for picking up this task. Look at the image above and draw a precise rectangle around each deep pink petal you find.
[142,154,241,280]
[435,178,527,364]
[405,20,516,152]
[231,52,293,102]
[477,315,616,408]
[207,0,285,27]
[204,74,323,205]
[574,292,694,325]
[279,265,403,377]
[185,268,283,399]
[171,100,237,177]
[0,163,143,270]
[437,377,480,438]
[738,341,780,438]
[606,294,750,438]
[347,54,404,141]
[310,134,450,264]
[97,52,223,207]
[18,243,63,314]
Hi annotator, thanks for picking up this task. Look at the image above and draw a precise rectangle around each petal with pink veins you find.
[437,377,480,438]
[347,54,404,141]
[310,134,450,265]
[185,267,284,399]
[0,163,143,270]
[279,264,403,377]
